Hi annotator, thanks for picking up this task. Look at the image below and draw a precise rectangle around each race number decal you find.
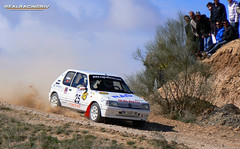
[81,91,88,100]
[74,94,81,104]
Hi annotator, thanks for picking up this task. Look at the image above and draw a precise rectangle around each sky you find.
[0,0,232,98]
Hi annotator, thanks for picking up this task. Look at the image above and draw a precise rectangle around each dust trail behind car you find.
[0,83,82,119]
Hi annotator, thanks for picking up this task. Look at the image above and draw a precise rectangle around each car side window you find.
[63,71,76,86]
[113,81,123,90]
[72,73,88,88]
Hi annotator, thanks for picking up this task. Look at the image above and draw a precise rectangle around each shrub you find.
[127,12,214,121]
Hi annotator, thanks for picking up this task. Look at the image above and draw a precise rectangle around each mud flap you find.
[84,103,92,118]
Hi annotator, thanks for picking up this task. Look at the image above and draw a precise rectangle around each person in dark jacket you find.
[211,0,227,36]
[222,20,237,41]
[207,2,215,35]
[195,11,212,52]
[207,20,236,55]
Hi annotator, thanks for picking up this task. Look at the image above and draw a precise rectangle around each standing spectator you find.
[228,0,239,38]
[207,2,213,17]
[195,11,212,52]
[184,15,198,53]
[184,15,193,38]
[189,11,198,37]
[206,2,215,35]
[236,2,240,14]
[211,0,227,36]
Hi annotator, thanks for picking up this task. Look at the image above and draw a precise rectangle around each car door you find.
[60,71,76,107]
[67,72,89,111]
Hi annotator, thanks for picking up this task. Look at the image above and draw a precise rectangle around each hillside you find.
[204,39,240,108]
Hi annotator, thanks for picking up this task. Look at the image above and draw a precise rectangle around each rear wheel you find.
[50,93,61,108]
[90,103,102,122]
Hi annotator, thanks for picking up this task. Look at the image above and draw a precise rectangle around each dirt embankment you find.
[204,39,240,108]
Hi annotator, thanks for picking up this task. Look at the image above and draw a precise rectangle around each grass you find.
[127,141,136,145]
[100,128,107,132]
[0,113,125,149]
[0,106,12,111]
[120,133,129,137]
[81,130,89,134]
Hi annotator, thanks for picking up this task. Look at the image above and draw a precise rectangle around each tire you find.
[50,93,61,108]
[90,103,102,122]
[132,120,146,128]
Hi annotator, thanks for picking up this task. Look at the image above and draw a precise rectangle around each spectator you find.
[184,15,198,53]
[215,21,225,43]
[211,0,227,36]
[228,0,239,38]
[189,11,198,37]
[222,20,238,41]
[207,20,236,55]
[204,20,225,55]
[207,2,213,17]
[236,2,240,14]
[195,11,212,52]
[206,2,215,35]
[184,15,192,38]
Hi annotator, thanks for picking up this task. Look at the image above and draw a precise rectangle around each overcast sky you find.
[0,0,231,95]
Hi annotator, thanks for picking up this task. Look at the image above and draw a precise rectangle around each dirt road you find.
[1,102,240,149]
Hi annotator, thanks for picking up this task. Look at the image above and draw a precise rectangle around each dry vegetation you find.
[0,102,187,149]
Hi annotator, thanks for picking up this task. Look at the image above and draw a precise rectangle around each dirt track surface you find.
[1,102,240,149]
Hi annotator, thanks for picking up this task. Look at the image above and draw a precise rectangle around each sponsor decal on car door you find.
[60,71,76,105]
[67,72,88,110]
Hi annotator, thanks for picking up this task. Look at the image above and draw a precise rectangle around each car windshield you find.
[89,75,132,93]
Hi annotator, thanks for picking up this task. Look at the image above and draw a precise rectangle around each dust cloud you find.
[0,48,81,118]
[0,82,82,118]
[0,83,48,110]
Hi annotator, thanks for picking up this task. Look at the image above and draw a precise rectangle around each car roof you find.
[66,69,118,77]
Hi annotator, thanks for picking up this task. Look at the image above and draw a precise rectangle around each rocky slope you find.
[204,39,240,108]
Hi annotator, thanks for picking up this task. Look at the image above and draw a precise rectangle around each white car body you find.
[49,69,150,122]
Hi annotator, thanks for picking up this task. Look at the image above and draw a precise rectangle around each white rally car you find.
[49,69,150,125]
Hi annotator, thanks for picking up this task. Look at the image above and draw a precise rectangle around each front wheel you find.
[90,103,102,122]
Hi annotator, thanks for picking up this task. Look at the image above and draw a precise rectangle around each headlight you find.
[106,101,119,107]
[142,103,150,110]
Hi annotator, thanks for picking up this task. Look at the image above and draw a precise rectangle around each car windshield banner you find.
[90,75,122,81]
